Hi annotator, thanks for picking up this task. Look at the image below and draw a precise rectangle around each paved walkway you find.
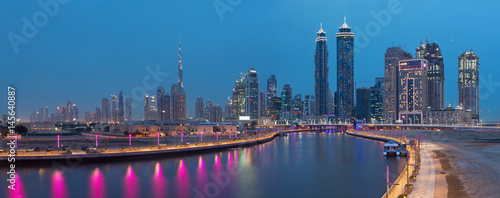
[410,146,435,198]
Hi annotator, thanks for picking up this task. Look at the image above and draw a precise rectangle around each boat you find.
[383,140,401,156]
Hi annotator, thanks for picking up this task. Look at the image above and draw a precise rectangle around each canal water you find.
[1,132,406,198]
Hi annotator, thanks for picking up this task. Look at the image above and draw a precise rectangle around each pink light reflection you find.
[51,170,67,198]
[89,168,105,198]
[152,162,166,198]
[176,160,190,198]
[196,156,207,192]
[8,173,25,198]
[123,165,138,198]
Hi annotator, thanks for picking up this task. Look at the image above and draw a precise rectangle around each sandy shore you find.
[405,129,500,198]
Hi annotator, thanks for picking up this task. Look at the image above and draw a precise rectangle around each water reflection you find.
[51,171,67,198]
[152,162,166,198]
[123,165,138,198]
[176,159,190,197]
[8,173,25,198]
[89,168,105,198]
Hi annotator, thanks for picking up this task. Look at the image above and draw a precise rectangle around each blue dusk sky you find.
[1,0,499,122]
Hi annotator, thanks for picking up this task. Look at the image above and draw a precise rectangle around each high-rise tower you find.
[178,39,184,93]
[416,42,444,110]
[458,51,479,122]
[314,22,330,116]
[336,16,355,121]
[384,47,412,123]
[245,68,259,119]
[118,91,124,123]
[171,39,186,120]
[267,75,277,113]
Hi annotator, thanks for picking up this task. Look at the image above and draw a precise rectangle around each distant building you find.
[398,59,428,124]
[111,95,117,123]
[259,91,266,117]
[356,88,371,121]
[370,80,384,122]
[245,68,259,119]
[292,94,303,120]
[314,23,330,116]
[266,75,277,113]
[268,97,281,120]
[95,107,102,123]
[149,94,157,121]
[157,86,170,121]
[125,98,132,122]
[232,74,246,118]
[102,98,110,123]
[118,91,124,123]
[143,94,150,121]
[384,46,412,123]
[303,94,315,116]
[425,105,472,125]
[171,40,186,121]
[416,42,445,110]
[280,84,293,120]
[458,51,480,123]
[195,96,204,120]
[336,17,355,122]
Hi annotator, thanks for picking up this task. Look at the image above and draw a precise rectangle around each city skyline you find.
[2,1,499,121]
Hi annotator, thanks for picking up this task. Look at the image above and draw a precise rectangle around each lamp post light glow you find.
[200,132,203,142]
[157,133,160,145]
[14,136,17,149]
[216,131,218,141]
[229,131,231,140]
[57,135,60,148]
[129,134,131,146]
[181,133,183,143]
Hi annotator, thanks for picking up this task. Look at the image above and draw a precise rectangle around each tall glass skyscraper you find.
[458,51,479,122]
[267,75,277,112]
[314,23,330,116]
[245,68,259,119]
[384,47,412,123]
[281,84,293,120]
[118,90,124,123]
[416,42,444,110]
[336,17,355,121]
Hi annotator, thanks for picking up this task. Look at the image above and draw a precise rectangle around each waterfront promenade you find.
[346,130,435,198]
[0,130,299,164]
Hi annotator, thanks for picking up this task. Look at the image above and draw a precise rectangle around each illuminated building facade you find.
[398,59,428,124]
[416,42,445,110]
[314,23,330,116]
[281,84,293,120]
[458,51,480,122]
[383,46,412,123]
[336,17,355,121]
[245,68,259,119]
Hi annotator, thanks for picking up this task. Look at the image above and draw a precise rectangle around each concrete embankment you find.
[0,131,292,164]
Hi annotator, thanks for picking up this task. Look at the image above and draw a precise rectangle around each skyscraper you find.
[232,74,246,118]
[303,94,316,116]
[356,88,371,120]
[125,97,132,122]
[245,68,259,119]
[268,97,281,120]
[280,84,293,120]
[398,59,428,124]
[267,75,277,111]
[292,94,303,120]
[95,107,102,123]
[118,91,124,123]
[149,94,157,120]
[336,16,355,122]
[416,42,444,110]
[314,23,330,116]
[45,106,48,121]
[144,94,150,121]
[259,91,266,117]
[195,96,204,120]
[384,46,412,123]
[171,85,186,121]
[157,86,170,121]
[370,79,384,122]
[102,98,110,123]
[171,40,186,121]
[111,94,117,123]
[458,51,479,122]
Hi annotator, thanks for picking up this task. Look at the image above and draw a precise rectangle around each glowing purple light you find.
[216,131,218,141]
[14,136,17,149]
[386,166,389,183]
[90,168,105,198]
[181,133,183,143]
[129,134,131,146]
[57,135,60,148]
[229,131,231,140]
[52,171,67,198]
[123,166,138,198]
[157,133,160,145]
[95,135,98,147]
[200,132,203,142]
